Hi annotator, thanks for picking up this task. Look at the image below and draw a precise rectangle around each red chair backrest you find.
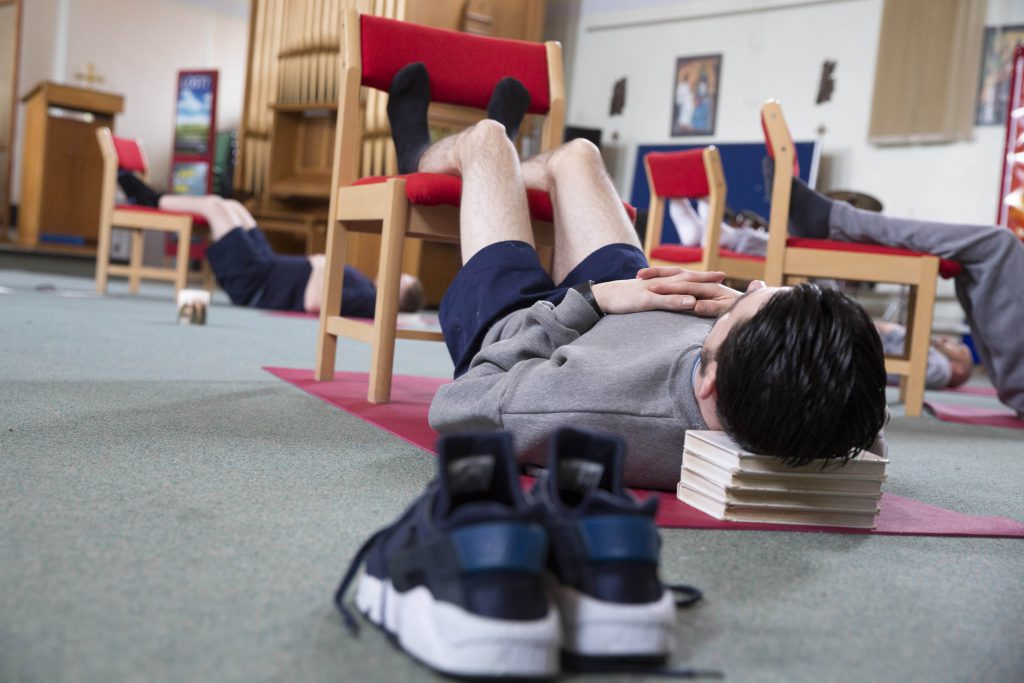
[112,135,147,174]
[761,106,800,177]
[646,149,710,199]
[359,14,551,114]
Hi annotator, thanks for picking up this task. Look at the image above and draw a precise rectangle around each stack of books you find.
[677,431,888,529]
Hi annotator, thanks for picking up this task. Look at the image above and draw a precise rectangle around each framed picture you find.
[170,161,210,196]
[976,25,1024,126]
[671,54,721,137]
[174,70,217,156]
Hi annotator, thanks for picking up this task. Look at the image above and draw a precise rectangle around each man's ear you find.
[697,364,717,401]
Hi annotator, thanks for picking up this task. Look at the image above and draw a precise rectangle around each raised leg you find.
[223,199,258,229]
[520,139,640,283]
[829,201,1024,414]
[418,120,534,263]
[158,195,237,241]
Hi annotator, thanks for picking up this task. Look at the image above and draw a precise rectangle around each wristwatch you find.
[571,280,604,317]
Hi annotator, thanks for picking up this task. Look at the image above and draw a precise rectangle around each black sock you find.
[117,172,162,208]
[788,177,833,239]
[487,77,531,141]
[387,62,432,174]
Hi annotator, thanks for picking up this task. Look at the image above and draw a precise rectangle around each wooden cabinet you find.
[17,82,123,250]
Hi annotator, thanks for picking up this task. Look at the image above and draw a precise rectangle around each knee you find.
[457,119,516,162]
[548,137,603,176]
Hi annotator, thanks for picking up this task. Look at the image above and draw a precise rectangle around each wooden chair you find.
[642,146,765,281]
[760,100,962,417]
[95,128,207,296]
[315,10,573,402]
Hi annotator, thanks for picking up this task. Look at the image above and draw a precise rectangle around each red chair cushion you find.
[645,150,709,198]
[651,239,962,279]
[359,15,551,114]
[786,238,962,279]
[354,173,637,223]
[112,136,147,173]
[164,234,209,260]
[114,204,210,227]
[651,244,765,264]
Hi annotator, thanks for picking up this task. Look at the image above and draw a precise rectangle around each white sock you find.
[303,255,325,313]
[667,198,704,247]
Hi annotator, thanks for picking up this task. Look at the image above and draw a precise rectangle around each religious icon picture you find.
[976,25,1024,126]
[671,54,721,137]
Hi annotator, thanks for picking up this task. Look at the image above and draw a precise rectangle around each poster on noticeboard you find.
[997,45,1024,241]
[170,70,217,195]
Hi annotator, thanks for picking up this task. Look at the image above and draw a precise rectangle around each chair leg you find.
[366,190,410,403]
[902,272,938,418]
[95,222,113,294]
[173,222,192,297]
[201,259,216,293]
[314,215,350,382]
[128,230,145,295]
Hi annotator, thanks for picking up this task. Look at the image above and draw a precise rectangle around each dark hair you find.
[712,284,887,467]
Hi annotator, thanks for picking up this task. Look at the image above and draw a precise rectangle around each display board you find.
[997,44,1024,241]
[169,69,217,195]
[630,140,819,244]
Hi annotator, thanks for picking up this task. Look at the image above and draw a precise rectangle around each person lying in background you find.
[669,186,1019,407]
[117,177,423,317]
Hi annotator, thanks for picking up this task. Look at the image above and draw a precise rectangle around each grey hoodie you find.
[428,288,713,490]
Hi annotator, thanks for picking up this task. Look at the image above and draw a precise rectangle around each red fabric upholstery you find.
[354,173,637,222]
[786,238,962,279]
[114,204,210,227]
[646,150,709,198]
[651,239,962,279]
[112,136,147,173]
[359,15,551,114]
[164,234,209,260]
[651,244,765,264]
[760,108,800,177]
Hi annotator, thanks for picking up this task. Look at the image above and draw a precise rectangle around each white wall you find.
[12,0,248,203]
[555,0,1024,226]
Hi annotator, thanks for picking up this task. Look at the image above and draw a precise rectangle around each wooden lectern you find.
[18,81,124,249]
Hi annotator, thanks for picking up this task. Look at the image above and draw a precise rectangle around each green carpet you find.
[1,254,1022,683]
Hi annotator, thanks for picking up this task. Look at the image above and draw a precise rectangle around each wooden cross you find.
[74,63,105,88]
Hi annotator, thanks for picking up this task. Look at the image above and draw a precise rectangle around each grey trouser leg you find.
[829,202,1024,414]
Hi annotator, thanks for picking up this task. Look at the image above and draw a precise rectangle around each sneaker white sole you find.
[356,573,561,678]
[554,584,676,658]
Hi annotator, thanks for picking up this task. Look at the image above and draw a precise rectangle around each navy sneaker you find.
[334,431,560,678]
[530,427,700,666]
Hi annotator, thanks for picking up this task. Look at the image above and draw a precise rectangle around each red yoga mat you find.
[265,367,1024,538]
[924,400,1024,430]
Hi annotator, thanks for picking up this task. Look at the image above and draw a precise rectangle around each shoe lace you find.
[332,526,391,637]
[665,582,703,608]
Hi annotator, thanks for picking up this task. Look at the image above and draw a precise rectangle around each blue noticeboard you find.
[630,141,819,244]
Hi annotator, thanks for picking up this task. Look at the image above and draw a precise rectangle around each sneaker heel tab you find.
[550,427,627,495]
